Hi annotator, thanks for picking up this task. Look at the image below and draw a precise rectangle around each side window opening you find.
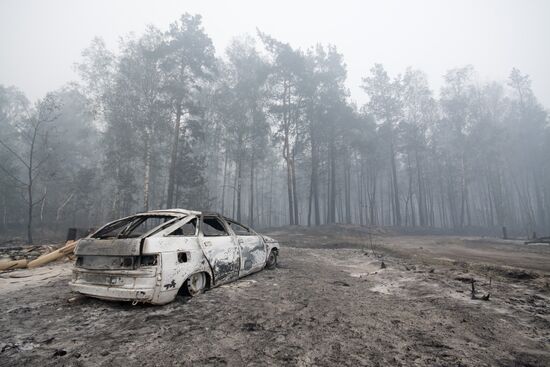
[201,217,228,237]
[168,218,197,236]
[148,217,182,237]
[227,221,252,236]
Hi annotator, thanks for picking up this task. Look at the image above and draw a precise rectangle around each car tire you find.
[185,272,206,296]
[266,250,277,270]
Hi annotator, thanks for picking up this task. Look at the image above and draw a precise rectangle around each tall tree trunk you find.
[358,161,364,226]
[249,155,255,227]
[143,134,151,211]
[311,132,320,226]
[286,156,294,225]
[291,157,299,225]
[390,142,401,226]
[368,167,377,225]
[166,104,183,208]
[533,171,546,231]
[407,153,415,227]
[308,172,313,227]
[328,139,337,223]
[236,155,242,222]
[221,149,228,215]
[415,149,426,226]
[232,163,237,218]
[308,121,320,226]
[344,153,352,224]
[283,80,294,225]
[268,161,274,227]
[27,179,33,244]
[459,156,470,228]
[26,125,39,245]
[2,194,7,229]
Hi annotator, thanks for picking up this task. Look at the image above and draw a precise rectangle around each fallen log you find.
[0,259,29,271]
[27,240,76,269]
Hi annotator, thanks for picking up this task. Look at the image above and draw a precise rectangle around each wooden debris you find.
[27,241,76,269]
[0,259,28,271]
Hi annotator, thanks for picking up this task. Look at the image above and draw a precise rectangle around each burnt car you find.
[69,209,280,305]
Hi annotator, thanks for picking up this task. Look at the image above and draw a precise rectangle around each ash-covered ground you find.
[1,226,549,366]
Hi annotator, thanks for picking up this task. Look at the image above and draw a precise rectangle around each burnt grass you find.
[1,226,549,366]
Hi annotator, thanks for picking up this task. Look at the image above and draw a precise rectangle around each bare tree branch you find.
[32,190,48,207]
[0,137,29,168]
[32,152,51,173]
[0,162,26,186]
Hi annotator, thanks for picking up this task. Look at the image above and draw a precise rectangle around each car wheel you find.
[185,272,206,296]
[266,250,277,270]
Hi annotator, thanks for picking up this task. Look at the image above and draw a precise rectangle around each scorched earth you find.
[1,225,549,366]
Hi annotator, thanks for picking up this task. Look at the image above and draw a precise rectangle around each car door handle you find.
[238,238,244,244]
[204,241,212,247]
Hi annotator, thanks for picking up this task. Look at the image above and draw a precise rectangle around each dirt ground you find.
[1,226,549,366]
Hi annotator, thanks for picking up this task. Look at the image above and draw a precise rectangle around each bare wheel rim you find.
[267,251,277,268]
[187,273,206,296]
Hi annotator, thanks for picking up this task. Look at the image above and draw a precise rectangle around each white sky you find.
[1,0,549,107]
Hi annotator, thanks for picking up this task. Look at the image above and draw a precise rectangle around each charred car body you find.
[69,209,280,305]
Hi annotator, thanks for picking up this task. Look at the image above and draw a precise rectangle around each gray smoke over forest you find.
[1,1,549,243]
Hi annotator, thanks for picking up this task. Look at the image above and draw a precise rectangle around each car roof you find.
[141,208,202,216]
[133,209,231,219]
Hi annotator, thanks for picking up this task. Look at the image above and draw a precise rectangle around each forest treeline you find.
[1,14,549,243]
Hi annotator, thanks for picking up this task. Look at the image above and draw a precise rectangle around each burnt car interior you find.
[226,220,253,236]
[168,218,197,236]
[201,217,228,237]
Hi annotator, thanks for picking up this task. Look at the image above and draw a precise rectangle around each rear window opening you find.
[92,215,178,239]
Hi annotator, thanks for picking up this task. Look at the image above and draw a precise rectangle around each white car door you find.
[226,219,266,277]
[198,216,240,285]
